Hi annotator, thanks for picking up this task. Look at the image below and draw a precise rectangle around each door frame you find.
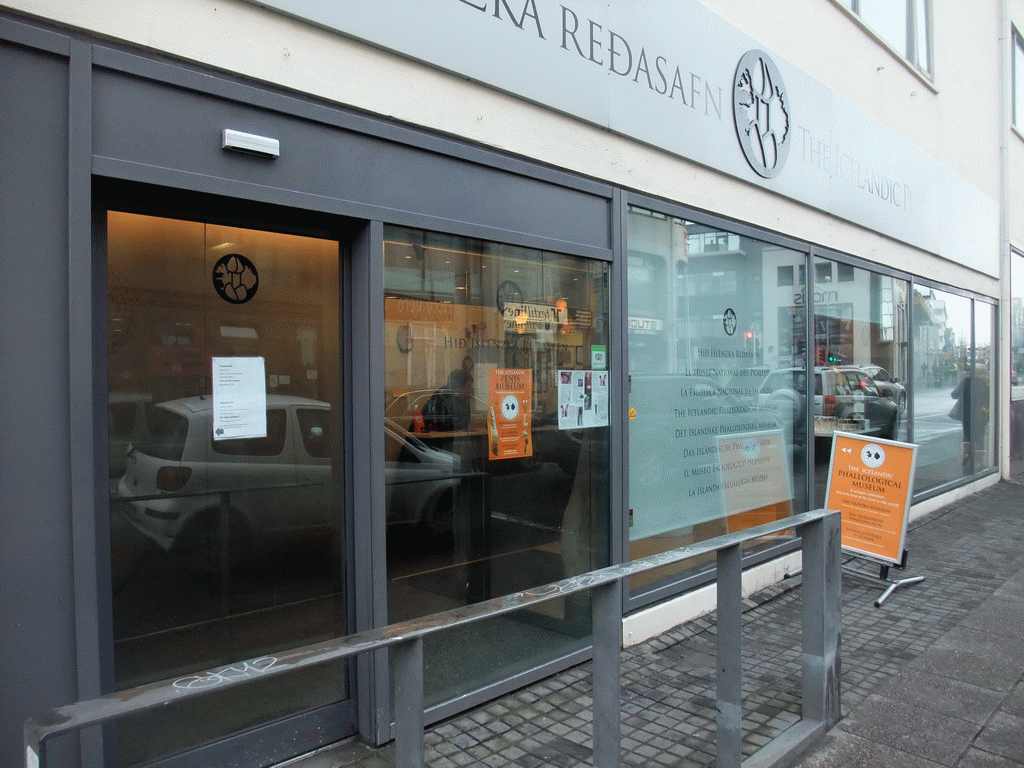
[94,179,364,766]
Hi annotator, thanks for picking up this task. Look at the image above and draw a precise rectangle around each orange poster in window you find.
[825,432,918,565]
[488,369,532,460]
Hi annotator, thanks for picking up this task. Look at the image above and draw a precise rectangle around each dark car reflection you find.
[860,364,907,413]
[385,388,582,476]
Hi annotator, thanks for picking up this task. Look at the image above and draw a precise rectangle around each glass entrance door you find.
[382,226,611,709]
[106,211,351,765]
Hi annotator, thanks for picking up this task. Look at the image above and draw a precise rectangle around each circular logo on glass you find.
[212,253,259,305]
[733,50,791,179]
[723,308,737,336]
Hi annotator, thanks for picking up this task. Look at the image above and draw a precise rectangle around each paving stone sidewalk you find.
[290,480,1024,768]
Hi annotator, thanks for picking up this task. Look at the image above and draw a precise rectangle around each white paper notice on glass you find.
[557,369,609,430]
[212,356,267,440]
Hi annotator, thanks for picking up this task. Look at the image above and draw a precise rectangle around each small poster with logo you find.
[488,369,532,460]
[557,370,609,430]
[825,432,918,565]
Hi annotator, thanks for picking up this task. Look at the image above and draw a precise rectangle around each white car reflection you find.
[116,395,460,552]
[757,366,901,442]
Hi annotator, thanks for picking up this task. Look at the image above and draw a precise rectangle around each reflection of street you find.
[813,386,968,506]
[912,386,963,443]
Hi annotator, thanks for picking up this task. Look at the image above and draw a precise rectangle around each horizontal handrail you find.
[25,508,840,768]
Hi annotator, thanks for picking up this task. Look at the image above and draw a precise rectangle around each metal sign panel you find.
[825,431,918,566]
[247,0,998,275]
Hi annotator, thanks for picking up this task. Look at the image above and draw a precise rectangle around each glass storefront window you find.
[107,212,346,764]
[626,207,807,595]
[1012,251,1024,476]
[911,286,977,491]
[968,302,996,474]
[383,226,610,705]
[810,259,910,506]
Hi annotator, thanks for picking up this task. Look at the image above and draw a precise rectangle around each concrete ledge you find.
[622,551,803,647]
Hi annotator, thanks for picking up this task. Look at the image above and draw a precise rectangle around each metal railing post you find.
[800,514,842,727]
[591,579,622,768]
[716,542,743,768]
[22,510,839,768]
[392,637,425,768]
[24,720,42,768]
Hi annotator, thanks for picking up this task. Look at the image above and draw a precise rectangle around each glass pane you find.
[1012,252,1024,476]
[626,207,808,595]
[858,0,910,59]
[383,226,610,706]
[912,0,931,73]
[1016,32,1024,127]
[911,286,974,491]
[810,260,910,506]
[107,212,346,764]
[967,303,995,473]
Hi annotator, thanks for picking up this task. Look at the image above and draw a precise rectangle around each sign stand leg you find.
[843,551,924,607]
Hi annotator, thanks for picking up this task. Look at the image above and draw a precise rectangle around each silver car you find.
[117,395,459,552]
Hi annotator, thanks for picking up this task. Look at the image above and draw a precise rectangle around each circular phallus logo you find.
[733,50,791,179]
[860,443,886,469]
[723,308,738,336]
[212,253,259,304]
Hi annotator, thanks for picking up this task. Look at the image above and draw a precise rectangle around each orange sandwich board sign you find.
[825,431,918,566]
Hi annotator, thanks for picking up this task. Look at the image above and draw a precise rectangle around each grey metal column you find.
[800,514,841,727]
[591,579,622,768]
[392,637,425,768]
[716,543,743,768]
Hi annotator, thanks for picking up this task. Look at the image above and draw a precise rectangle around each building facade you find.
[2,1,1023,765]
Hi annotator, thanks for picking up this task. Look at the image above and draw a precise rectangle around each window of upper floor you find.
[1014,26,1024,131]
[836,0,932,79]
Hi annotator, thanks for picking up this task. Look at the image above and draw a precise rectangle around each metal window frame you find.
[834,0,935,82]
[622,192,815,612]
[54,18,619,762]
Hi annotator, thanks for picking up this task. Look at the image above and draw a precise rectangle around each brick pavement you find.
[290,480,1024,768]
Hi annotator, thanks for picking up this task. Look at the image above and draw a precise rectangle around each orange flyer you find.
[488,369,532,460]
[825,432,917,565]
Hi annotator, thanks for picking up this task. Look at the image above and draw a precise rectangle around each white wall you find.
[4,0,1000,299]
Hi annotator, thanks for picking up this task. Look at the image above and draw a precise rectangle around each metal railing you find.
[25,509,840,768]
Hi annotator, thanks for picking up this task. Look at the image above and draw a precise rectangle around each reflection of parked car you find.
[860,364,906,411]
[384,419,462,533]
[758,367,901,442]
[386,389,491,435]
[108,393,152,481]
[117,395,459,552]
[386,388,582,476]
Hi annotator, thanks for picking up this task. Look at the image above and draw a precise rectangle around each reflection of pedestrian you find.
[422,370,473,431]
[951,365,990,471]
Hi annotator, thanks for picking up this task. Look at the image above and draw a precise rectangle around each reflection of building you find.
[1,2,1013,765]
